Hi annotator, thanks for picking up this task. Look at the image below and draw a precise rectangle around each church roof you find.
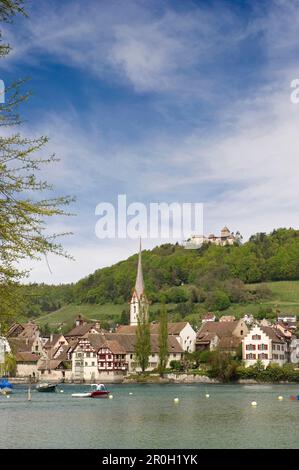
[134,239,145,299]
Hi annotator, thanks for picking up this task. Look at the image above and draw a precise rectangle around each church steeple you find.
[130,239,148,325]
[134,238,144,299]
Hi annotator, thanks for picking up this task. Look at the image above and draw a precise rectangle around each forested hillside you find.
[19,228,299,320]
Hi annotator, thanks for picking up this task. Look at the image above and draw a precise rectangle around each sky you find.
[1,0,299,284]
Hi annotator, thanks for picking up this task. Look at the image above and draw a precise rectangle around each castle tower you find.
[130,239,148,326]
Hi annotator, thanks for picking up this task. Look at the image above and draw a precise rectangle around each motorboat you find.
[36,383,57,392]
[72,383,110,398]
[0,379,13,395]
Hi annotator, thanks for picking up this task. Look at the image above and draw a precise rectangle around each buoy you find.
[174,397,179,403]
[251,401,257,406]
[205,394,210,398]
[60,390,64,393]
[109,394,113,399]
[278,395,283,401]
[129,392,133,395]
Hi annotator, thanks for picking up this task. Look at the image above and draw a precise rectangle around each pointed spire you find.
[134,237,144,299]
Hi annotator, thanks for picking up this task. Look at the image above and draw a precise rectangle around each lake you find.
[1,383,299,448]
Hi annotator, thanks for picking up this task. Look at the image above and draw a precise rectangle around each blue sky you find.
[1,0,299,283]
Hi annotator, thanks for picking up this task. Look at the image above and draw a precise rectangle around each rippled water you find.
[1,383,299,448]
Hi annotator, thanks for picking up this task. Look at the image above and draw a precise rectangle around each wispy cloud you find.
[2,0,299,282]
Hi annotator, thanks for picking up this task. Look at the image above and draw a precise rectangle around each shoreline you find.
[6,375,299,386]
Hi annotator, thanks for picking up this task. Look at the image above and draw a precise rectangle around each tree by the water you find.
[158,304,168,376]
[135,302,151,373]
[0,0,73,323]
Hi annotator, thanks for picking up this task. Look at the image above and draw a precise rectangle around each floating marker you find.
[174,397,179,403]
[278,396,283,401]
[60,390,64,393]
[205,394,210,398]
[251,401,257,407]
[109,394,113,399]
[129,392,133,395]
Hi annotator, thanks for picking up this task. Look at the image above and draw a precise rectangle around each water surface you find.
[1,383,298,448]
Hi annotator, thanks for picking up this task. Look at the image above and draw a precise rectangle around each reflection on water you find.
[0,383,299,448]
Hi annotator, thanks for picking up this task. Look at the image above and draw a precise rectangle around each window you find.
[85,362,88,366]
[258,344,268,351]
[92,362,95,367]
[277,345,280,351]
[280,355,284,360]
[246,353,256,360]
[240,330,243,335]
[86,352,90,358]
[252,334,261,340]
[258,353,268,359]
[246,344,256,350]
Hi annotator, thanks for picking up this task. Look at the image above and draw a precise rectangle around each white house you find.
[242,325,287,367]
[0,336,11,366]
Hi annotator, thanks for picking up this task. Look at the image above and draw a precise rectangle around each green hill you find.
[17,228,299,329]
[34,281,299,332]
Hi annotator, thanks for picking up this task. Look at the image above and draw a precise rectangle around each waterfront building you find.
[242,325,287,367]
[130,240,149,326]
[118,321,196,352]
[196,319,248,354]
[72,332,184,381]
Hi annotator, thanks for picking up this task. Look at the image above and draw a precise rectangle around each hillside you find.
[33,281,299,333]
[16,228,299,328]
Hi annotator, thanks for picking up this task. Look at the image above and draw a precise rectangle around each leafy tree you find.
[206,290,231,311]
[4,353,16,376]
[119,309,129,325]
[135,302,151,373]
[158,304,168,376]
[0,2,73,324]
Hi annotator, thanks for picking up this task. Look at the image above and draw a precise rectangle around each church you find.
[118,240,196,353]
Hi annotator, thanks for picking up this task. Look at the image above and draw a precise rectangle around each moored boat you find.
[36,383,57,392]
[72,383,110,398]
[0,379,13,395]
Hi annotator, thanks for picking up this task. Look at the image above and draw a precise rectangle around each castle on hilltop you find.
[184,226,242,249]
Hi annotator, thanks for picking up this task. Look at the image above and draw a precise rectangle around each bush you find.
[169,360,183,371]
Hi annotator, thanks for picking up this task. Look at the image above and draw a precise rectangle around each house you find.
[242,325,287,367]
[18,321,40,340]
[64,321,101,342]
[0,336,11,367]
[277,314,297,326]
[196,320,248,355]
[6,322,25,338]
[72,332,184,382]
[201,313,216,323]
[43,334,68,358]
[242,314,254,326]
[117,321,196,352]
[14,352,39,379]
[259,318,272,327]
[219,315,236,323]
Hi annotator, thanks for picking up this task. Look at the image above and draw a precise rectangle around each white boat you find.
[71,392,92,398]
[72,384,110,398]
